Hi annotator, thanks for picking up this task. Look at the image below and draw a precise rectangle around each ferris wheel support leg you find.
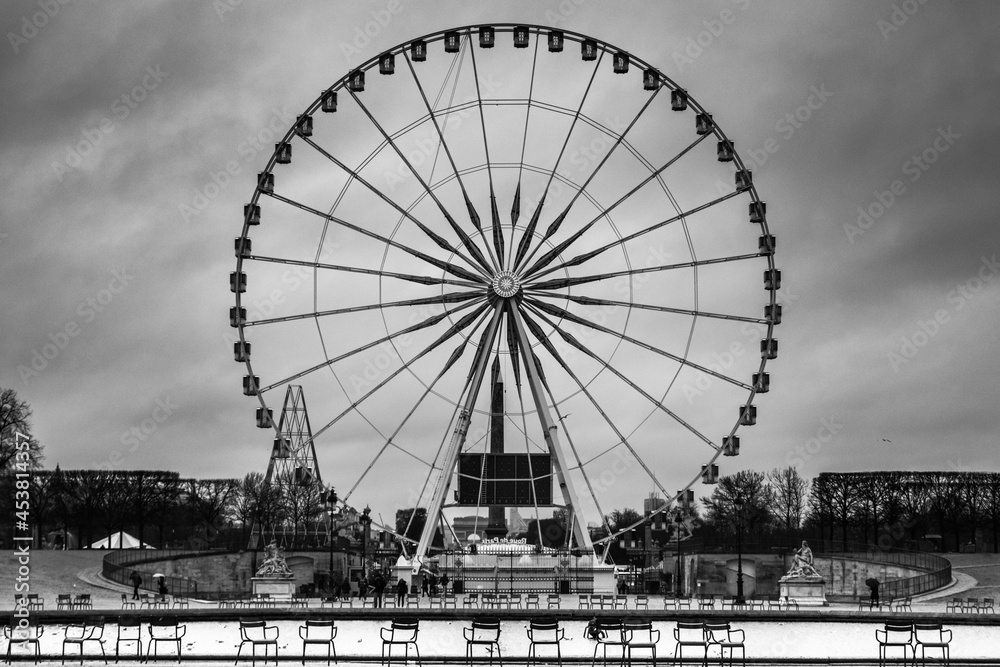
[411,303,505,572]
[508,307,594,553]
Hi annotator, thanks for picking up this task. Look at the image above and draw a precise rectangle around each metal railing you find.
[819,543,951,600]
[102,549,202,599]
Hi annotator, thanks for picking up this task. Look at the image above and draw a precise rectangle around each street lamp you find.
[673,511,684,598]
[359,505,372,577]
[733,494,745,605]
[325,486,338,593]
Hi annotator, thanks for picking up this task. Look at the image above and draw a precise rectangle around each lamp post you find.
[359,505,372,577]
[325,486,338,592]
[674,511,684,598]
[733,494,745,605]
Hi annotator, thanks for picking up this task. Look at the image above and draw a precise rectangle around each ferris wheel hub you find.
[491,270,521,298]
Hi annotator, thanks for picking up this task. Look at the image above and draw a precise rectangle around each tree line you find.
[0,468,329,550]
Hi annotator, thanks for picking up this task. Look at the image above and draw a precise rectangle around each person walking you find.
[421,575,429,597]
[440,573,449,594]
[867,578,880,609]
[396,578,408,606]
[342,575,351,598]
[129,571,142,600]
[373,573,385,608]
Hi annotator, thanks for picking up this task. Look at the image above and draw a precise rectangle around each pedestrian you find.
[867,578,880,609]
[373,573,385,608]
[157,577,168,597]
[440,573,449,594]
[342,575,351,598]
[421,575,429,597]
[129,571,142,600]
[396,578,408,606]
[358,575,368,599]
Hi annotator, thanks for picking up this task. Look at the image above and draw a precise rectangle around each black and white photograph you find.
[2,1,999,662]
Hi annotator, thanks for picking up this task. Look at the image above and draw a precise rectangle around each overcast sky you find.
[2,1,999,525]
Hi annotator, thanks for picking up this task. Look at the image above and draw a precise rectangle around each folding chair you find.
[61,616,107,665]
[527,620,564,667]
[299,619,337,665]
[381,619,421,666]
[115,617,143,663]
[463,618,501,666]
[236,619,279,666]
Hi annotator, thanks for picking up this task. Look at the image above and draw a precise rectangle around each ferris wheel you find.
[231,24,779,564]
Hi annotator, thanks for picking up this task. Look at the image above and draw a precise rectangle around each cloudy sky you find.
[2,1,999,526]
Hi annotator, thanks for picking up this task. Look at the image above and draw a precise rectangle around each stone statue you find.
[255,540,294,578]
[785,540,821,578]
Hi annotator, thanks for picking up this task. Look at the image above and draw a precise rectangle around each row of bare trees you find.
[0,468,328,549]
[808,471,1000,552]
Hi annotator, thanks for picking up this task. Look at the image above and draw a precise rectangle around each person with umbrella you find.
[866,577,880,609]
[154,573,168,598]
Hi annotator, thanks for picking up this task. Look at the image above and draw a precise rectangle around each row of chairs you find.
[875,622,951,666]
[946,596,995,613]
[858,596,913,612]
[2,617,186,665]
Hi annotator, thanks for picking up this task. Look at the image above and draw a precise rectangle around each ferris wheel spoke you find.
[265,192,486,284]
[299,135,490,279]
[309,302,491,443]
[511,50,605,273]
[522,132,711,281]
[523,296,752,391]
[243,290,485,328]
[401,46,501,271]
[346,88,495,274]
[517,307,676,499]
[515,87,664,277]
[528,252,760,292]
[465,32,505,270]
[249,254,480,289]
[509,34,541,270]
[257,298,482,393]
[524,304,720,453]
[528,292,768,325]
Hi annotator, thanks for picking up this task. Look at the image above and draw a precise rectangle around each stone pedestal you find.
[779,575,827,606]
[251,577,295,601]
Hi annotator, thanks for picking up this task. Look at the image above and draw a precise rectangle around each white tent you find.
[89,531,155,549]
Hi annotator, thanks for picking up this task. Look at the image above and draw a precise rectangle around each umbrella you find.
[865,577,879,588]
[152,573,165,578]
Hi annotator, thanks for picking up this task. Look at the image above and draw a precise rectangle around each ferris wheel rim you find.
[232,22,780,551]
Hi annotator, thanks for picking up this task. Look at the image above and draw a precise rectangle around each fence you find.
[102,549,202,599]
[819,543,952,600]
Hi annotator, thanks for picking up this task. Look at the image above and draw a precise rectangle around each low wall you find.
[691,553,934,598]
[123,550,351,598]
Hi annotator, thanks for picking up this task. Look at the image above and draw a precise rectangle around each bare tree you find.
[702,470,775,537]
[0,388,43,471]
[767,466,808,533]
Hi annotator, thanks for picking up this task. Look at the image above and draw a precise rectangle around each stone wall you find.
[691,552,928,597]
[135,550,347,596]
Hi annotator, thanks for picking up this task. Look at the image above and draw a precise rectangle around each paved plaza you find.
[5,551,1000,664]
